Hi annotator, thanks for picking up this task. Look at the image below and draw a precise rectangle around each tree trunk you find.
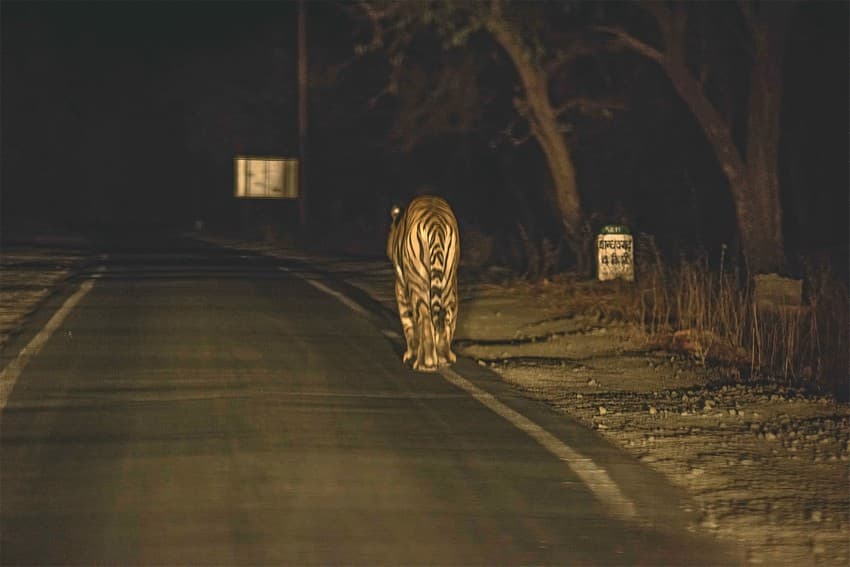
[607,3,791,275]
[741,7,791,274]
[655,49,785,274]
[485,15,591,272]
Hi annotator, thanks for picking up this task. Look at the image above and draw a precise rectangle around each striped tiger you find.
[387,195,460,372]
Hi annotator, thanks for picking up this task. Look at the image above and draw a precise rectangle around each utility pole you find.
[297,0,308,234]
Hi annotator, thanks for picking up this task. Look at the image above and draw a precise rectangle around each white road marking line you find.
[0,280,96,411]
[298,274,638,521]
[278,266,290,272]
[439,366,639,521]
[381,329,401,339]
[92,265,107,279]
[296,275,370,317]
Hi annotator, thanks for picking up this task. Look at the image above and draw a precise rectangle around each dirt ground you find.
[2,237,847,566]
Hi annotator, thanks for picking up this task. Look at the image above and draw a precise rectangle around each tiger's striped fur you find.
[387,196,460,372]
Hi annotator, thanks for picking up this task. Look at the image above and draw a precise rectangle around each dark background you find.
[2,1,847,272]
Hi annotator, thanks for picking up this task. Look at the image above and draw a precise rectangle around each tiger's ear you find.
[390,205,401,221]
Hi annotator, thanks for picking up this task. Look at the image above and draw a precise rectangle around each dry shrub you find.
[629,236,847,397]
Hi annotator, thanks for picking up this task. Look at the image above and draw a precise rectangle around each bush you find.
[631,237,847,398]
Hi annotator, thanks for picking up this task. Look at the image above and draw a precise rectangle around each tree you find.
[596,1,794,274]
[357,0,621,272]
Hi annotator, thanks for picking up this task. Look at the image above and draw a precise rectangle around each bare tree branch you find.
[639,0,674,49]
[554,97,627,118]
[592,25,666,63]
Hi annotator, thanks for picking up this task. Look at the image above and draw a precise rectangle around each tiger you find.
[387,195,460,372]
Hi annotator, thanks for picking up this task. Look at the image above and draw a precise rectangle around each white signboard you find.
[597,226,634,282]
[234,156,298,199]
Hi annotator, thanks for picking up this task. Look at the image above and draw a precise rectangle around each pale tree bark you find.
[599,2,792,274]
[484,2,591,272]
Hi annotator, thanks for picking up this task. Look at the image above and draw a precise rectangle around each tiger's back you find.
[388,196,460,372]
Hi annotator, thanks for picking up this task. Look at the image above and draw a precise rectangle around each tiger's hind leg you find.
[435,327,457,367]
[394,277,416,364]
[412,299,438,372]
[436,294,457,366]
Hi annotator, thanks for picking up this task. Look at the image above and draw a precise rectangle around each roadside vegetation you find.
[460,230,848,401]
[631,238,848,400]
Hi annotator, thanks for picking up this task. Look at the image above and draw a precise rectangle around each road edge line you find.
[0,279,96,411]
[294,271,639,521]
[296,274,371,317]
[439,366,638,520]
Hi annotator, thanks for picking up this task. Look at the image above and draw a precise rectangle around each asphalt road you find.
[1,234,741,565]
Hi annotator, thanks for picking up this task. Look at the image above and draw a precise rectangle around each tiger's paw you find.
[412,359,439,373]
[436,350,456,367]
[402,349,415,364]
[445,350,457,364]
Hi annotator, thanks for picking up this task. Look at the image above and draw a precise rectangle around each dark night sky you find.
[1,1,847,268]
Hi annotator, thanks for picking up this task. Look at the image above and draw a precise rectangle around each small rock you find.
[598,406,608,416]
[587,379,598,387]
[700,514,718,530]
[765,432,777,442]
[810,510,823,523]
[649,406,658,416]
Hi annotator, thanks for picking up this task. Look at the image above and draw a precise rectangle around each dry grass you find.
[629,236,848,397]
[464,229,846,397]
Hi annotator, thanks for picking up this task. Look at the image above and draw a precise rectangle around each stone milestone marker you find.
[597,225,634,282]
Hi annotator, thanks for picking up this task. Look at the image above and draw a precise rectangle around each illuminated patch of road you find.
[302,276,639,521]
[0,275,100,411]
[295,274,370,317]
[439,365,638,520]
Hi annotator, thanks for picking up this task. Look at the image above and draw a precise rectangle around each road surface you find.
[1,234,741,565]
